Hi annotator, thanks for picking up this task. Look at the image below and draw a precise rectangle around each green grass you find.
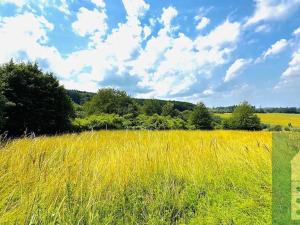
[273,132,300,224]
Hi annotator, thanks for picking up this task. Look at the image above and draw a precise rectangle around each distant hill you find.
[66,89,300,113]
[66,89,195,112]
[66,90,96,105]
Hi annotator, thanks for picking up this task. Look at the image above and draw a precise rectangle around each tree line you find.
[0,61,263,136]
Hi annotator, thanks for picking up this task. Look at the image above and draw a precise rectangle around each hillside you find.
[66,89,195,112]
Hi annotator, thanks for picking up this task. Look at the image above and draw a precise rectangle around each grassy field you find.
[218,113,300,127]
[272,132,300,225]
[0,131,272,224]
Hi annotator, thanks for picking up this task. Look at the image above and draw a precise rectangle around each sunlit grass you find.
[0,131,272,224]
[218,113,300,127]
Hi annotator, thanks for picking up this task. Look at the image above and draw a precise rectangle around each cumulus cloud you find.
[195,20,240,50]
[131,18,241,98]
[195,16,210,30]
[72,7,108,42]
[0,1,243,99]
[0,12,55,62]
[245,0,300,26]
[224,58,252,82]
[160,6,178,30]
[122,0,149,19]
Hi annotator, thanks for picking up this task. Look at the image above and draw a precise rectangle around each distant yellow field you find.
[0,131,272,224]
[218,113,300,127]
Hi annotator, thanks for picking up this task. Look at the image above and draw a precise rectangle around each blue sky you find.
[0,0,300,107]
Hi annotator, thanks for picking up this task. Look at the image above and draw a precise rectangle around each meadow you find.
[0,131,272,224]
[218,113,300,127]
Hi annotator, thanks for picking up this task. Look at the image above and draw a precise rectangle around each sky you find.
[0,0,300,107]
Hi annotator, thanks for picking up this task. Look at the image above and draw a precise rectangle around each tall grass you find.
[0,131,272,224]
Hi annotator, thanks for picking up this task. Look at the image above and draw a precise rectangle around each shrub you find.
[72,114,126,131]
[268,125,283,132]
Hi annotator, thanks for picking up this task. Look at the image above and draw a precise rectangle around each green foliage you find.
[268,125,283,131]
[84,88,138,116]
[136,114,187,130]
[142,99,162,116]
[162,101,179,117]
[135,98,195,112]
[72,114,188,131]
[66,90,95,105]
[224,102,261,130]
[0,93,7,130]
[189,102,213,130]
[0,60,74,135]
[72,114,125,131]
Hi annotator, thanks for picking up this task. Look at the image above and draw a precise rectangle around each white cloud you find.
[0,12,71,81]
[282,48,300,78]
[262,39,288,59]
[57,0,70,15]
[245,0,300,26]
[255,24,271,33]
[224,58,252,82]
[195,20,240,50]
[122,0,149,19]
[160,6,178,30]
[294,27,300,36]
[0,0,71,14]
[61,73,98,92]
[143,25,151,39]
[0,0,25,7]
[0,2,243,97]
[203,87,214,96]
[131,18,241,98]
[72,7,107,41]
[91,0,105,8]
[196,16,210,30]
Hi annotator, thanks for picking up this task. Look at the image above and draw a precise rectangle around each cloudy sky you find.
[0,0,300,106]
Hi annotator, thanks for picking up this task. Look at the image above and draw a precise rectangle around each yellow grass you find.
[218,113,300,127]
[0,131,272,224]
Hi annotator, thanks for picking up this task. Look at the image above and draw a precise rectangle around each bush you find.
[72,114,126,131]
[268,125,283,132]
[72,114,188,131]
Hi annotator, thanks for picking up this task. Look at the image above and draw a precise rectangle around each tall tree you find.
[161,102,175,117]
[190,102,213,129]
[226,101,261,130]
[142,99,162,116]
[0,60,74,135]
